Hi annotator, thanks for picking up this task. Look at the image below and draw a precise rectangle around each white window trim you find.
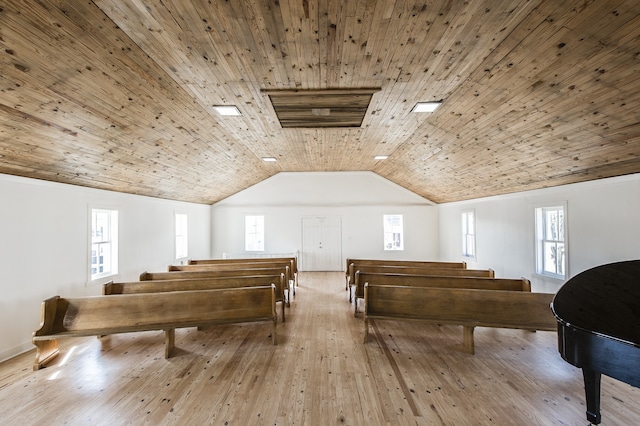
[88,206,119,284]
[461,209,476,261]
[534,201,568,281]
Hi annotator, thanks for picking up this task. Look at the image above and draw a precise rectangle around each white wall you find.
[211,172,439,269]
[438,174,640,293]
[0,174,212,362]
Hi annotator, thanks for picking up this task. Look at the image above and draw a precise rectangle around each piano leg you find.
[583,368,602,425]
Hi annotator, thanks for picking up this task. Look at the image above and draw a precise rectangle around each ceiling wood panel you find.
[1,0,639,204]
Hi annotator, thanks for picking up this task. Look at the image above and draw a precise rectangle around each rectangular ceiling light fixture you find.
[374,155,388,160]
[412,101,442,113]
[213,105,242,116]
[262,157,277,162]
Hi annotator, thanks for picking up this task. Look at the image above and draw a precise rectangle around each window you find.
[462,210,476,259]
[175,213,188,260]
[383,214,403,250]
[90,208,118,280]
[245,215,265,251]
[535,205,566,279]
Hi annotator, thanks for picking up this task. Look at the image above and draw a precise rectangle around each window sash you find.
[536,206,566,279]
[90,208,118,280]
[245,215,265,251]
[462,211,475,258]
[383,214,403,250]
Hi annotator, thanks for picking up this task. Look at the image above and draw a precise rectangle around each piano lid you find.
[551,260,640,348]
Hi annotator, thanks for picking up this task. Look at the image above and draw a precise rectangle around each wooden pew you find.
[344,258,467,291]
[363,283,556,354]
[177,260,297,297]
[353,271,514,315]
[141,267,290,315]
[32,285,277,370]
[189,257,299,289]
[171,261,294,293]
[348,264,494,302]
[104,274,287,321]
[141,268,287,281]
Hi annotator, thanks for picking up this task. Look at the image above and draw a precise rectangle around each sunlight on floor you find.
[48,345,77,380]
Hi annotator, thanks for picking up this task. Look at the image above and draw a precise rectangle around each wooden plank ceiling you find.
[1,0,639,204]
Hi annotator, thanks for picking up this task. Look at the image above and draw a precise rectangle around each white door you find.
[301,216,342,271]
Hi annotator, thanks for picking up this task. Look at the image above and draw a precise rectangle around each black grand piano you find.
[551,260,640,424]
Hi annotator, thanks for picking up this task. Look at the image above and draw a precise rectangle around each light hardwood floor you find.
[1,272,638,425]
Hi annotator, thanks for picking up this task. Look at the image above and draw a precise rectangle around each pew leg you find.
[33,339,60,371]
[164,329,175,358]
[583,368,602,425]
[282,300,286,322]
[462,326,475,354]
[354,298,358,317]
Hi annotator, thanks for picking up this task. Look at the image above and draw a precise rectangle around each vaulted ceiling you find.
[1,1,639,204]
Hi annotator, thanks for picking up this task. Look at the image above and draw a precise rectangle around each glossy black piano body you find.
[551,260,640,424]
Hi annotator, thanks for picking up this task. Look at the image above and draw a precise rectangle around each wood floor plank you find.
[1,272,639,425]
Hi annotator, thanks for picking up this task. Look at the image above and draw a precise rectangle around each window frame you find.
[89,207,119,282]
[383,214,404,251]
[461,210,476,260]
[175,212,188,261]
[535,203,568,280]
[245,214,265,252]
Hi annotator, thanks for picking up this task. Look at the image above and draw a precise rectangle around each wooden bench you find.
[104,274,287,321]
[363,283,556,353]
[348,264,494,302]
[189,257,299,289]
[141,267,290,310]
[344,258,467,290]
[32,285,277,370]
[171,262,296,299]
[168,261,295,304]
[353,271,520,315]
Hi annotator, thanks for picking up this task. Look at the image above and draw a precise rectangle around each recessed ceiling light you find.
[262,157,277,162]
[412,101,442,113]
[374,155,388,160]
[213,105,241,116]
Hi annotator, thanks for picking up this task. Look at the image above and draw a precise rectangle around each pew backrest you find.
[188,257,298,275]
[141,267,286,282]
[170,262,294,284]
[346,260,468,286]
[104,274,285,295]
[105,274,287,321]
[354,272,526,300]
[36,286,275,337]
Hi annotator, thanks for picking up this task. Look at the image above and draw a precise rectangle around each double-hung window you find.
[245,215,265,251]
[535,204,567,279]
[90,208,118,281]
[462,210,476,260]
[383,214,404,250]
